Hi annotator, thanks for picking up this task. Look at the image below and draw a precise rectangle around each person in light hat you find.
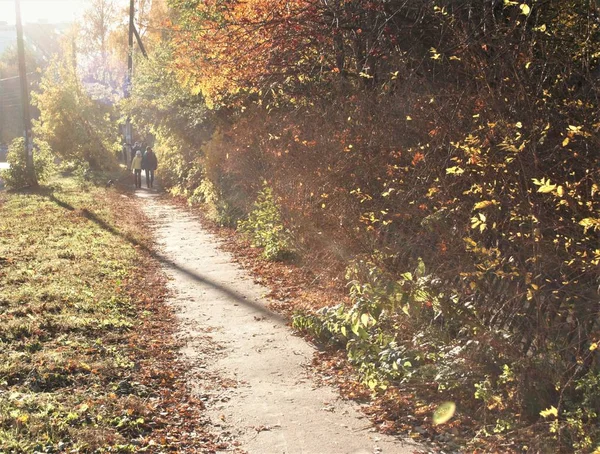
[131,150,143,188]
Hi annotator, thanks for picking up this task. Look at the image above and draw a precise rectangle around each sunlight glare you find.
[0,0,87,25]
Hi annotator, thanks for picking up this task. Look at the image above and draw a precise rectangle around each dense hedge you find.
[126,1,600,450]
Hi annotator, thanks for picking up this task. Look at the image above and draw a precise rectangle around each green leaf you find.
[357,326,368,339]
[416,258,426,277]
[360,313,370,327]
[400,272,413,281]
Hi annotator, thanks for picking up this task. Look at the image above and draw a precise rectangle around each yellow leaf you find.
[446,166,464,175]
[579,218,600,233]
[538,183,557,193]
[527,288,533,301]
[473,200,496,210]
[562,137,570,147]
[433,402,456,425]
[17,414,29,424]
[406,115,412,121]
[590,343,598,351]
[520,4,531,15]
[533,178,556,194]
[540,406,558,418]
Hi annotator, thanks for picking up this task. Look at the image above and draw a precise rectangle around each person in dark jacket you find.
[142,146,158,188]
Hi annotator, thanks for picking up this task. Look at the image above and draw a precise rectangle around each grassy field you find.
[0,176,217,453]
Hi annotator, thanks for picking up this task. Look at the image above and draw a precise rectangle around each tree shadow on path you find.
[46,191,286,324]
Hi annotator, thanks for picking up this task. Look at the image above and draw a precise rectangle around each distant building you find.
[0,23,15,55]
[0,22,61,147]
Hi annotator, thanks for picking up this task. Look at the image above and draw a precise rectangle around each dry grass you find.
[0,176,221,453]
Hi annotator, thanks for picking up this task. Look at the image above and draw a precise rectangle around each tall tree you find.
[80,0,119,84]
[32,45,120,170]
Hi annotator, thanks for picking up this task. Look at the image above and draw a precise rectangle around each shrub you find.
[293,258,449,392]
[238,184,293,260]
[188,177,240,227]
[1,137,55,189]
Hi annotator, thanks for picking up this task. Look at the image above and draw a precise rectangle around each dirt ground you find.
[135,188,423,454]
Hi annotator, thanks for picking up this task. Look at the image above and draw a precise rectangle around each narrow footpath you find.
[136,189,421,454]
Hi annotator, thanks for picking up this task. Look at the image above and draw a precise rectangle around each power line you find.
[0,72,36,82]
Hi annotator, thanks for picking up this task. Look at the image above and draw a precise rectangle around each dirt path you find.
[136,189,421,454]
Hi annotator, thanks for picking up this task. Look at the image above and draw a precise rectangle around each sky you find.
[0,0,116,25]
[0,0,86,24]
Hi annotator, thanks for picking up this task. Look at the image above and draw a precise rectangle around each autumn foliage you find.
[125,0,600,450]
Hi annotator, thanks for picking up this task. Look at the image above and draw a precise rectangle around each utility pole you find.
[124,0,148,168]
[15,0,37,186]
[124,0,135,168]
[128,0,134,74]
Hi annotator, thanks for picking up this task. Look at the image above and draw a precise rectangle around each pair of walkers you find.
[132,147,158,189]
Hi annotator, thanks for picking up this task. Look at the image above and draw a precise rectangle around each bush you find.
[238,184,293,260]
[1,137,55,189]
[188,177,240,226]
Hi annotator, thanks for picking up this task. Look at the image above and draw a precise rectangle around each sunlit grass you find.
[0,176,164,452]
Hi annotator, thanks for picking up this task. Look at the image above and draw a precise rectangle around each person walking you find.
[142,146,158,188]
[131,141,140,168]
[132,150,143,189]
